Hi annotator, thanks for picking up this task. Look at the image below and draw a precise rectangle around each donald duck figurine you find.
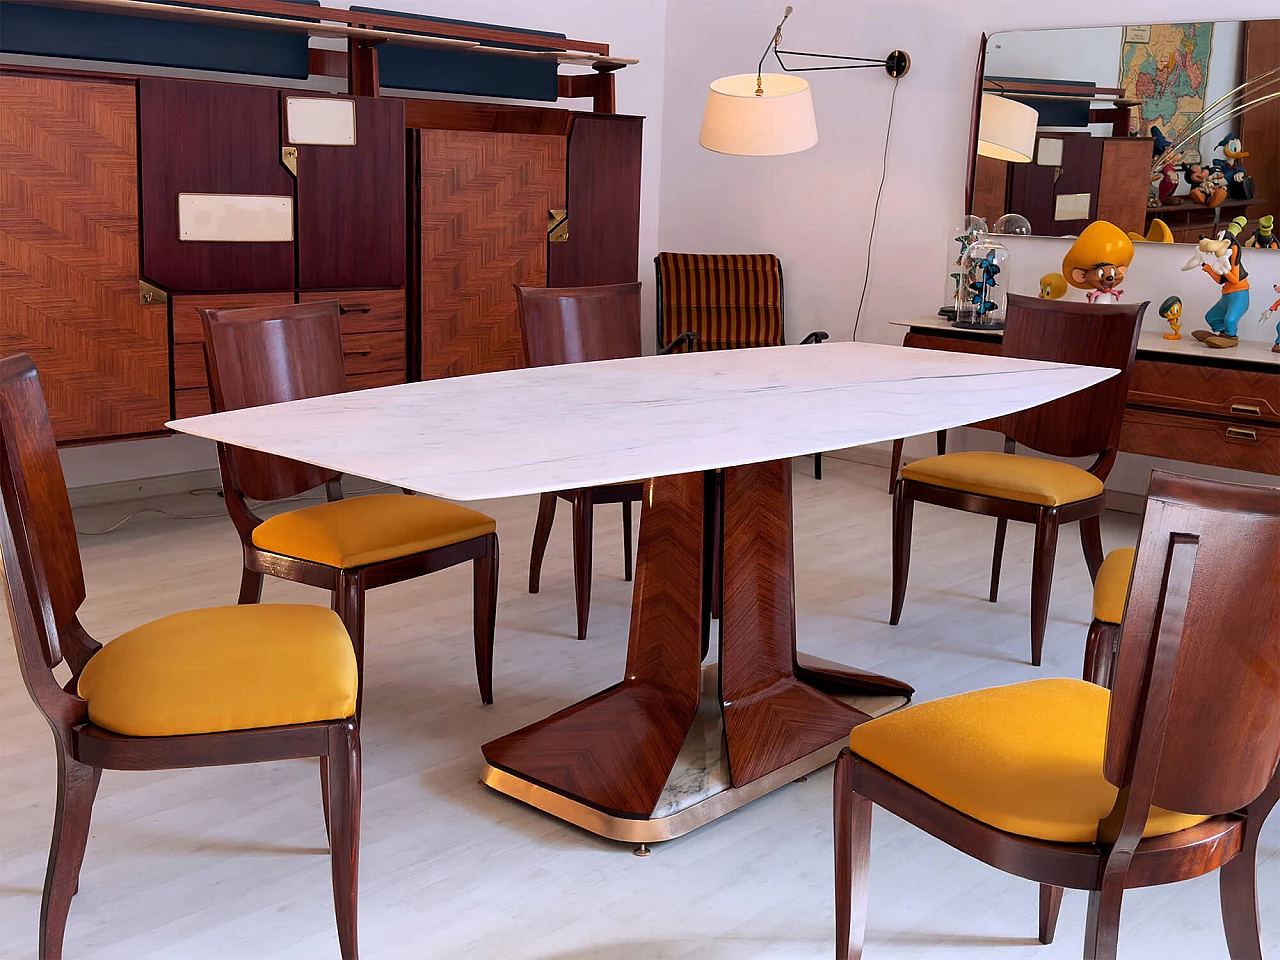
[1213,134,1253,201]
[1182,216,1250,349]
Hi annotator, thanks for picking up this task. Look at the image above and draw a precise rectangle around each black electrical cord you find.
[851,74,900,343]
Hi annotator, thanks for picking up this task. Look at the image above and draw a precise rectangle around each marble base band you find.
[481,460,915,835]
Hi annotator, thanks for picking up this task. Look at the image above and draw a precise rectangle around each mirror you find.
[969,20,1279,245]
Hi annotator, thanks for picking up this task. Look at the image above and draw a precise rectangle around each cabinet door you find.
[298,289,407,388]
[419,129,566,379]
[0,75,169,443]
[548,114,642,287]
[139,78,295,292]
[289,94,406,290]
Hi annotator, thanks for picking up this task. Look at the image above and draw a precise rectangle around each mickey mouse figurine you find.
[1181,216,1250,349]
[1061,221,1134,305]
[1184,163,1229,207]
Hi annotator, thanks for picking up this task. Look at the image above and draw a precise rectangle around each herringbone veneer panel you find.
[419,129,566,380]
[0,76,169,442]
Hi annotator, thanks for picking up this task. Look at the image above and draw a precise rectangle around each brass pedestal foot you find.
[633,844,651,857]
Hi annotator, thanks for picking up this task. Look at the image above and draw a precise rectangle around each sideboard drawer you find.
[1120,407,1280,474]
[1128,358,1279,423]
[299,289,407,383]
[903,331,1001,357]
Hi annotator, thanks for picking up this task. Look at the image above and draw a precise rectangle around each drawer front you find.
[1120,408,1280,474]
[171,293,296,344]
[173,387,212,420]
[902,331,1002,357]
[299,289,406,383]
[1129,358,1279,423]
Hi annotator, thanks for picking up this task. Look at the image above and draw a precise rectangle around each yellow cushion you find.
[78,605,357,737]
[1093,547,1135,624]
[901,452,1104,507]
[252,493,496,569]
[849,678,1209,843]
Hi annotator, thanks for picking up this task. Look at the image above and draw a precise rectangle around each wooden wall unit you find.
[0,74,170,443]
[299,289,407,389]
[418,129,567,380]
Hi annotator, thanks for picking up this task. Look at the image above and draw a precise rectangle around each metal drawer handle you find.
[1225,427,1258,441]
[344,348,374,357]
[338,303,373,314]
[1230,403,1262,417]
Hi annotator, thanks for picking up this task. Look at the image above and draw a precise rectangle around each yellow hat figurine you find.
[1062,221,1135,305]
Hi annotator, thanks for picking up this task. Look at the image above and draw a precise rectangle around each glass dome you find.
[992,213,1032,236]
[955,237,1011,327]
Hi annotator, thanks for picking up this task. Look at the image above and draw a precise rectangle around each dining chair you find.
[889,294,1146,665]
[516,282,692,641]
[836,470,1280,960]
[200,301,499,712]
[0,354,362,960]
[654,252,829,478]
[1082,546,1134,688]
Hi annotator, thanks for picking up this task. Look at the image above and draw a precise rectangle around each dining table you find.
[169,341,1116,847]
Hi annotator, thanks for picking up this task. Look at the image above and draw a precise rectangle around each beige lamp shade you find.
[977,93,1038,163]
[699,73,819,156]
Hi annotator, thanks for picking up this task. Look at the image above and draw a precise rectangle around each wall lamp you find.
[699,6,910,156]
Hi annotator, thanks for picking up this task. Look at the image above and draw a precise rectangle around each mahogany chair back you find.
[200,301,347,502]
[516,283,643,366]
[0,355,92,724]
[1104,471,1280,822]
[997,294,1145,466]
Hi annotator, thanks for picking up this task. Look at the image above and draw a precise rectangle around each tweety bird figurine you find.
[1158,296,1183,340]
[1039,273,1067,300]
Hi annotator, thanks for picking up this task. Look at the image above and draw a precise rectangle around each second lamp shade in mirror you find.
[977,93,1038,163]
[699,73,819,156]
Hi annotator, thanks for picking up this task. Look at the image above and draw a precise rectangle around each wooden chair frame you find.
[890,295,1146,665]
[200,301,498,712]
[0,354,361,960]
[839,470,1280,960]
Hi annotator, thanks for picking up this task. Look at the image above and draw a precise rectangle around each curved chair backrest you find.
[654,252,784,351]
[0,355,91,729]
[516,283,642,366]
[200,301,347,503]
[1104,471,1280,819]
[998,293,1145,465]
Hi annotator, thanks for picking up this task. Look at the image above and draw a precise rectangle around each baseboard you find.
[67,468,223,508]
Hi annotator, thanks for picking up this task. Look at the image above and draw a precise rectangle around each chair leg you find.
[1080,513,1105,583]
[237,565,263,604]
[1219,768,1280,959]
[1039,884,1064,945]
[1084,880,1124,960]
[834,750,872,960]
[473,533,498,705]
[40,748,101,960]
[889,482,914,626]
[324,721,361,960]
[988,517,1008,603]
[1029,509,1060,667]
[333,572,366,721]
[936,429,947,456]
[887,439,904,495]
[528,493,557,594]
[571,489,594,641]
[320,757,331,842]
[814,452,823,480]
[622,500,634,582]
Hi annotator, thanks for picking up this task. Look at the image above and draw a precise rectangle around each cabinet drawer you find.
[173,387,212,420]
[173,341,209,391]
[171,293,296,344]
[903,331,1002,357]
[300,289,406,381]
[1128,358,1279,423]
[1120,407,1279,474]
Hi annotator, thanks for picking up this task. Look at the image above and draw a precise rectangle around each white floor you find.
[0,458,1274,959]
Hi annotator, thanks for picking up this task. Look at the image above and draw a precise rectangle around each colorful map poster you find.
[1120,23,1214,139]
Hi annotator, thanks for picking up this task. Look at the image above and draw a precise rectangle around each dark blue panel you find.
[350,7,562,101]
[0,1,317,79]
[987,76,1095,128]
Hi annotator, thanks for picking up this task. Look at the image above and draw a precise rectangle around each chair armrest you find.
[659,331,698,355]
[799,331,830,345]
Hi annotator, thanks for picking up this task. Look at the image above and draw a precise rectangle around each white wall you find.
[657,0,1279,493]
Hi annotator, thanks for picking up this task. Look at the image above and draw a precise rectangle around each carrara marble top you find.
[889,317,1280,367]
[169,342,1115,501]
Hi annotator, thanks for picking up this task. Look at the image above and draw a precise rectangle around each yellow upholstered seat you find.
[1093,547,1135,624]
[78,605,357,737]
[901,452,1104,507]
[848,678,1209,843]
[252,493,496,569]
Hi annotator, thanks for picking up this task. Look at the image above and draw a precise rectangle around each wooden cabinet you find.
[0,74,170,443]
[299,290,407,388]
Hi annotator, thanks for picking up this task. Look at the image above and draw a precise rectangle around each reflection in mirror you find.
[970,20,1279,245]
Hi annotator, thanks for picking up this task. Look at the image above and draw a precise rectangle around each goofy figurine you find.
[1182,216,1250,349]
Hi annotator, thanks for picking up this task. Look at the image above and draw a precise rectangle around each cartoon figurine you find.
[1260,283,1280,354]
[1148,127,1182,205]
[1212,134,1254,201]
[1181,216,1250,349]
[1156,163,1181,203]
[1246,215,1278,250]
[1039,272,1067,300]
[1158,296,1183,340]
[1127,219,1174,244]
[1184,163,1229,207]
[1062,221,1134,305]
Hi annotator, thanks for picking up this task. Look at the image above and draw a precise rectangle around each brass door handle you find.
[338,302,372,314]
[1230,403,1262,417]
[1225,426,1258,441]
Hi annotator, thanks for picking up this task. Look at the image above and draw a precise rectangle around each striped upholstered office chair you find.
[655,252,828,477]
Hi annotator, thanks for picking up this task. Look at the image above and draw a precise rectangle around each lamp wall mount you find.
[756,6,909,95]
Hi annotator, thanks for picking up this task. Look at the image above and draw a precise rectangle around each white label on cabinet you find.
[286,97,357,146]
[1036,138,1064,166]
[1054,193,1092,221]
[177,194,294,242]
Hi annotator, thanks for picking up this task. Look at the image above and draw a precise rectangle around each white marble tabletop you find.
[168,343,1115,501]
